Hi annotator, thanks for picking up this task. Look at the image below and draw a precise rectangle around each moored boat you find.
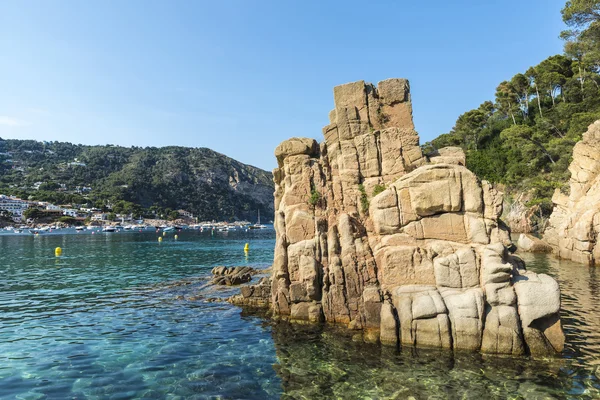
[248,210,267,229]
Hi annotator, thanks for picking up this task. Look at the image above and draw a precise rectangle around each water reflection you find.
[518,252,600,372]
[253,250,600,399]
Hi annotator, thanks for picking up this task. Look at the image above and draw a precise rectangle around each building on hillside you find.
[177,209,194,219]
[75,186,92,193]
[0,195,30,221]
[63,209,78,217]
[116,214,133,222]
[80,207,101,213]
[91,213,107,221]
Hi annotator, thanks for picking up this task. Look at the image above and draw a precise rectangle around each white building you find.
[0,195,30,220]
[177,209,194,219]
[63,209,79,217]
[91,213,107,221]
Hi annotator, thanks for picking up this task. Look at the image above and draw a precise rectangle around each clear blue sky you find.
[0,0,566,171]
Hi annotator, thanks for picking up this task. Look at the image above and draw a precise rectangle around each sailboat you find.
[248,209,267,229]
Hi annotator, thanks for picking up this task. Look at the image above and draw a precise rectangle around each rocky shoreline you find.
[226,79,566,357]
[543,121,600,265]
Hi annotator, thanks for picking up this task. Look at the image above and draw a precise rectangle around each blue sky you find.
[0,0,566,171]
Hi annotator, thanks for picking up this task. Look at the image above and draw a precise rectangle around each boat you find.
[163,226,176,232]
[75,226,84,231]
[248,210,267,229]
[102,226,116,232]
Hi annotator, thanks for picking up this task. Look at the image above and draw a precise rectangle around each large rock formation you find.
[269,79,564,355]
[544,120,600,265]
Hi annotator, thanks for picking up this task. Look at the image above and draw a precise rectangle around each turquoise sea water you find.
[1,230,600,399]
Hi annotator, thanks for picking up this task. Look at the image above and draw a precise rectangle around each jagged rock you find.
[503,192,542,234]
[517,234,552,253]
[211,266,257,286]
[229,277,272,308]
[427,146,466,166]
[544,120,600,265]
[266,78,564,356]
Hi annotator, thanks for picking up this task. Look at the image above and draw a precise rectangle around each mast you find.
[257,209,260,225]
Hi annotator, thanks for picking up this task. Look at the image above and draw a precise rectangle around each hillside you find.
[425,1,600,232]
[0,139,274,222]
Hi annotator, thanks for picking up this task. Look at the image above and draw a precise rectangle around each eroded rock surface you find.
[267,79,564,355]
[211,266,258,286]
[544,120,600,265]
[229,277,272,308]
[518,234,552,253]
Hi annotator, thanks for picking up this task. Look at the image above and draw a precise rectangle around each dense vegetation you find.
[0,139,274,222]
[426,0,600,216]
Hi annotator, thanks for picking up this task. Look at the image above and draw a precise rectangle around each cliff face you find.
[544,120,600,265]
[269,79,564,355]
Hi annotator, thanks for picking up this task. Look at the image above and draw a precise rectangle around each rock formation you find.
[211,266,258,286]
[517,234,552,253]
[503,192,543,234]
[230,277,272,308]
[267,79,564,355]
[544,120,600,265]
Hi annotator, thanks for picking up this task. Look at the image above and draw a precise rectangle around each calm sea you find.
[0,229,599,399]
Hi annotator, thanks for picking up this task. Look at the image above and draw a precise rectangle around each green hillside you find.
[0,139,274,222]
[426,1,600,221]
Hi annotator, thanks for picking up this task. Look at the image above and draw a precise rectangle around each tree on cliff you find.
[426,0,600,221]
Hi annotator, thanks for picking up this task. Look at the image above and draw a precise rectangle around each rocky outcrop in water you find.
[229,277,272,308]
[211,266,258,286]
[264,78,564,356]
[544,121,600,265]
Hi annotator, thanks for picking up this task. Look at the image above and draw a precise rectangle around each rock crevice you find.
[268,79,564,355]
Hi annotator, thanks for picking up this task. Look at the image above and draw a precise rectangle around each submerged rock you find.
[544,120,600,265]
[241,79,564,356]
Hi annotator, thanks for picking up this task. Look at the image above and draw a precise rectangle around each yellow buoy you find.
[55,247,62,257]
[244,243,249,252]
[158,237,163,242]
[162,231,166,237]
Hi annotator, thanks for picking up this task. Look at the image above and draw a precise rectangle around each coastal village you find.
[4,0,600,398]
[0,193,265,231]
[0,193,187,224]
